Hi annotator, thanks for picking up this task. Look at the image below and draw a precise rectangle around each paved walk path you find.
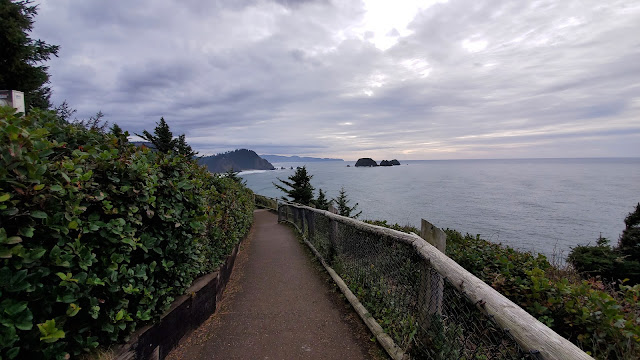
[167,209,383,360]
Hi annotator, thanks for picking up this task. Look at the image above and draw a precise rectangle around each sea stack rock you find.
[379,159,401,166]
[355,158,378,167]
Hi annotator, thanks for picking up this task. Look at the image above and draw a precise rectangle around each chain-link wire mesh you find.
[279,203,541,360]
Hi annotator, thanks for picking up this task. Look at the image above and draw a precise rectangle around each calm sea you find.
[240,158,640,260]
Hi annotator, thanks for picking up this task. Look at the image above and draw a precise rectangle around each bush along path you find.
[0,107,254,359]
[167,209,382,360]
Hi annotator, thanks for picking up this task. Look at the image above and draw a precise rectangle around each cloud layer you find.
[33,0,640,159]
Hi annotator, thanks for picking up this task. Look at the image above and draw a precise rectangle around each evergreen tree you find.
[73,110,108,132]
[314,188,331,210]
[273,166,314,205]
[175,134,198,158]
[569,202,640,284]
[136,117,197,158]
[224,168,245,185]
[137,117,174,153]
[619,203,640,260]
[54,100,76,121]
[110,123,124,137]
[333,187,361,218]
[110,123,128,146]
[0,0,60,110]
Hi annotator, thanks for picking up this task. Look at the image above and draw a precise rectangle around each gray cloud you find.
[32,0,640,159]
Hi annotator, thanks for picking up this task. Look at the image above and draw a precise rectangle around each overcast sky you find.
[32,0,640,160]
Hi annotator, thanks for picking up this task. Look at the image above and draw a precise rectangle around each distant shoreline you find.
[260,154,344,162]
[348,157,640,162]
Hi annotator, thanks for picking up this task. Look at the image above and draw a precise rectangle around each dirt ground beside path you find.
[167,209,386,360]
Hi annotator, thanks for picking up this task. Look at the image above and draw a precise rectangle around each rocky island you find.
[355,158,378,167]
[198,149,275,173]
[355,158,401,167]
[380,159,401,166]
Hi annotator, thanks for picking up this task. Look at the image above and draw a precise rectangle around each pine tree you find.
[73,111,108,132]
[110,123,128,146]
[0,0,60,110]
[314,188,331,210]
[273,166,314,205]
[175,134,198,158]
[619,203,640,260]
[224,168,245,185]
[110,123,123,137]
[54,100,76,121]
[333,187,361,218]
[137,117,174,153]
[136,117,197,158]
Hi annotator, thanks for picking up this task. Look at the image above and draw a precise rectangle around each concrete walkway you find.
[167,209,384,360]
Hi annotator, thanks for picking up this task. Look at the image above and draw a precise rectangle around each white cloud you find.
[31,0,640,160]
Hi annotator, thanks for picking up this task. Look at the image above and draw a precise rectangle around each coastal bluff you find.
[199,149,274,173]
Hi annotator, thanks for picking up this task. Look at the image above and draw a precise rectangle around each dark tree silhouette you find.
[137,117,174,153]
[174,134,197,158]
[273,166,314,205]
[314,188,331,210]
[136,117,197,158]
[619,203,640,260]
[224,168,245,185]
[0,0,60,110]
[333,187,361,218]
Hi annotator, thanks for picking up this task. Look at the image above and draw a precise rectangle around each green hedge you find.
[0,108,254,359]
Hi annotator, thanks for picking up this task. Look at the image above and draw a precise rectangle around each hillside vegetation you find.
[0,107,254,359]
[198,149,274,173]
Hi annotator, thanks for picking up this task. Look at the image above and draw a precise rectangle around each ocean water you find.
[240,158,640,260]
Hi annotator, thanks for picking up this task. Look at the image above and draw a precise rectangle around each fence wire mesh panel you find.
[279,204,540,360]
[309,211,332,260]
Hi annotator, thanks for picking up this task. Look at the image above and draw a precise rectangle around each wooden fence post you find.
[292,206,297,225]
[307,210,315,242]
[419,219,446,329]
[328,204,338,214]
[420,218,446,252]
[277,202,283,222]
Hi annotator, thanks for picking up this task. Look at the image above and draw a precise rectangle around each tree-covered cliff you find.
[198,149,275,173]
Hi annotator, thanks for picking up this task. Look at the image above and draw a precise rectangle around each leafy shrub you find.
[567,203,640,284]
[568,204,640,285]
[445,229,640,359]
[0,108,253,359]
[567,236,622,281]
